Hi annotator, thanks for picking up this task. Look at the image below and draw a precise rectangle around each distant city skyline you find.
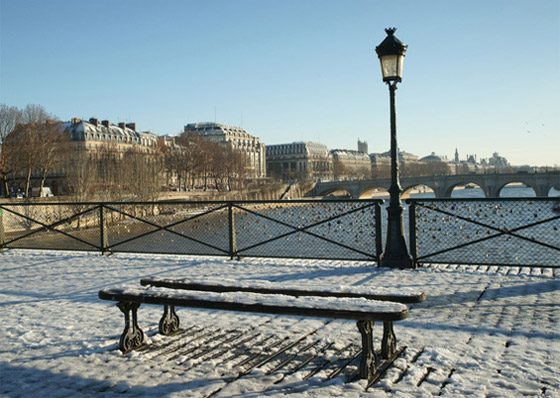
[1,0,558,166]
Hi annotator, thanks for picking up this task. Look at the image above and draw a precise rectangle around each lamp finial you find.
[385,27,397,36]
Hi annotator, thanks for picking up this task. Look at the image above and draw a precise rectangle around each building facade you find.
[266,142,332,182]
[357,139,368,154]
[330,149,371,180]
[370,150,419,178]
[184,122,266,179]
[63,118,159,155]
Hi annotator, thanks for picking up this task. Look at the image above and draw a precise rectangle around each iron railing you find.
[2,198,559,267]
[407,198,560,268]
[0,199,384,262]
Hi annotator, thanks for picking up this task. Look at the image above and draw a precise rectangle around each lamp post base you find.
[380,251,414,269]
[380,202,415,269]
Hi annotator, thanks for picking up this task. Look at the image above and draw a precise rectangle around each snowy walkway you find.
[1,250,558,397]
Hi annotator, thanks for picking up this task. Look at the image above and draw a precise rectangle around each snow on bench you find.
[140,277,427,304]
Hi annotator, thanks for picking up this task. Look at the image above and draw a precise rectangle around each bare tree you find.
[2,105,58,197]
[227,147,248,190]
[20,104,50,125]
[333,159,346,181]
[170,131,253,193]
[401,161,452,177]
[5,123,39,197]
[93,143,127,201]
[67,149,96,202]
[372,163,391,179]
[0,104,22,197]
[176,132,213,189]
[36,120,72,194]
[123,146,164,201]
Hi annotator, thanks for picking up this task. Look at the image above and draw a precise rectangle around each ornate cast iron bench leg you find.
[116,302,146,353]
[159,305,180,335]
[381,321,396,359]
[357,320,378,380]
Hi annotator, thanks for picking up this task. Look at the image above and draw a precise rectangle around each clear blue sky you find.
[1,0,558,166]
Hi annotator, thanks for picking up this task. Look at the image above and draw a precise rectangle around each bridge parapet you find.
[311,172,560,198]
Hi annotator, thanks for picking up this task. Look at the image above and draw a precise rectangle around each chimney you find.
[89,118,99,127]
[71,118,81,125]
[102,120,110,128]
[118,122,126,129]
[126,123,136,131]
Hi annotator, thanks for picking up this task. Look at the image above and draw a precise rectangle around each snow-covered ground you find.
[1,250,558,397]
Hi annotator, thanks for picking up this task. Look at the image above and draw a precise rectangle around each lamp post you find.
[375,28,414,269]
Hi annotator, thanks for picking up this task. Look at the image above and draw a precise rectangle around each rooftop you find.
[63,118,157,143]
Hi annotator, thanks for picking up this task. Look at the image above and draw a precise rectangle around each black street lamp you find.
[375,28,414,269]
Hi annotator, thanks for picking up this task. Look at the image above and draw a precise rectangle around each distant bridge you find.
[309,172,560,198]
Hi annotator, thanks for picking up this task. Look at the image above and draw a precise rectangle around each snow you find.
[102,287,408,314]
[1,250,559,397]
[142,277,424,299]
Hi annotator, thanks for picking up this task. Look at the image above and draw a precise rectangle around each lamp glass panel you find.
[396,54,404,78]
[380,54,404,81]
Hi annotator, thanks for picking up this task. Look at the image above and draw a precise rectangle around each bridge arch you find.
[401,182,437,195]
[497,182,537,197]
[320,188,353,198]
[358,187,389,199]
[402,184,435,198]
[448,182,486,198]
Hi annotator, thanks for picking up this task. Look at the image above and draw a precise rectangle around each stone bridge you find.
[309,172,560,198]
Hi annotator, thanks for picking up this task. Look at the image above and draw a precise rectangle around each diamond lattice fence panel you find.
[413,199,560,267]
[232,201,379,260]
[0,203,102,251]
[0,199,382,261]
[104,203,231,256]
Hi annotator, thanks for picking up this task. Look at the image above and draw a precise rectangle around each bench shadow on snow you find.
[0,362,223,397]
[0,362,330,397]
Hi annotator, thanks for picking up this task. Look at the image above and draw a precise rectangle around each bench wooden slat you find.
[98,287,409,322]
[139,278,426,304]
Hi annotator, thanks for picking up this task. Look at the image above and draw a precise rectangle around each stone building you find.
[6,118,160,196]
[184,122,266,179]
[357,139,368,154]
[60,118,161,194]
[63,118,158,156]
[266,142,332,182]
[330,149,371,180]
[370,150,419,178]
[419,152,450,163]
[369,152,391,168]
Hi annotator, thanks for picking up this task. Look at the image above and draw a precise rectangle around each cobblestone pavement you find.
[0,252,558,397]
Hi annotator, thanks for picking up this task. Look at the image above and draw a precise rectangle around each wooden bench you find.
[139,277,427,304]
[99,281,422,383]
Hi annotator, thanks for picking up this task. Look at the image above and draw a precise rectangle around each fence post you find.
[375,201,383,264]
[0,208,5,252]
[99,204,108,255]
[228,202,238,260]
[407,199,418,267]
